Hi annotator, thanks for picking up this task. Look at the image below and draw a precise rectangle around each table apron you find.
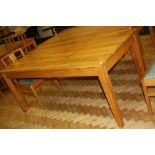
[3,67,100,79]
[105,34,134,71]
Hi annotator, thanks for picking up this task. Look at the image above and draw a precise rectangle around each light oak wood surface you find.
[0,26,146,128]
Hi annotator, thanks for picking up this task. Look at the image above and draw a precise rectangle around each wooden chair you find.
[4,37,37,54]
[1,48,62,105]
[0,48,45,105]
[3,28,37,54]
[141,61,155,114]
[4,32,26,43]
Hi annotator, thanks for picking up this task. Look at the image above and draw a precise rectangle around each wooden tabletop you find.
[0,26,135,74]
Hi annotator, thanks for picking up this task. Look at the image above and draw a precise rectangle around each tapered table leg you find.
[131,33,146,79]
[98,67,124,128]
[148,26,155,49]
[2,74,28,112]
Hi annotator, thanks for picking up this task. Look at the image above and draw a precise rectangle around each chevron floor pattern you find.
[0,35,155,129]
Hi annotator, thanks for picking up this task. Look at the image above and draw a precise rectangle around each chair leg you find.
[148,26,155,49]
[26,46,30,52]
[0,90,4,97]
[0,78,5,97]
[32,39,37,48]
[141,79,153,114]
[53,79,63,94]
[30,86,42,106]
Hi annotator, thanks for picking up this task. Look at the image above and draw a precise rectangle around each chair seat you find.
[18,78,39,85]
[144,60,155,79]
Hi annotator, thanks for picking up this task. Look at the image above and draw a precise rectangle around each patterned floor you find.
[0,35,155,128]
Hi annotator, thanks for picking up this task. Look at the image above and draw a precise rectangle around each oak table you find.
[0,26,146,128]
